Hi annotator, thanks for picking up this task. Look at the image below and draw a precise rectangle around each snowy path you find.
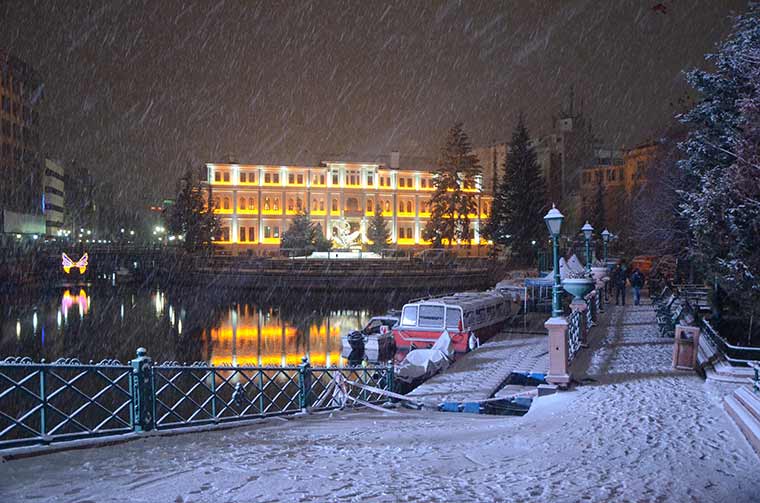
[2,305,758,502]
[408,329,549,403]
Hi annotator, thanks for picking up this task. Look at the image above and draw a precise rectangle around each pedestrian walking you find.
[613,264,628,305]
[630,268,644,305]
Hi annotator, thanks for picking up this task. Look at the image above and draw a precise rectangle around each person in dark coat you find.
[630,268,644,305]
[613,264,628,305]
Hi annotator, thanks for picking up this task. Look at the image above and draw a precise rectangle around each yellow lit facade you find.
[205,161,493,253]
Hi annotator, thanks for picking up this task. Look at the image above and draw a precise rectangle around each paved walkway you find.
[2,304,758,502]
[408,328,549,403]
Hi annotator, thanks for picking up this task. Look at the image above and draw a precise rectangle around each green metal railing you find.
[0,350,393,450]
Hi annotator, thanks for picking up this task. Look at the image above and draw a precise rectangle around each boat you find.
[392,290,511,353]
[340,314,399,357]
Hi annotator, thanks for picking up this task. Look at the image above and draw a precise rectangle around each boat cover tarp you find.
[396,331,453,384]
[523,258,570,287]
[566,254,585,274]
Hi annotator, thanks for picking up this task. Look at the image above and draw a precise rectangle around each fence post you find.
[298,356,312,412]
[130,347,156,432]
[209,366,217,421]
[258,370,265,415]
[39,362,48,442]
[386,360,394,394]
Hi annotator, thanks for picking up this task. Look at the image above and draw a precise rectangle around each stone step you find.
[734,386,760,424]
[724,393,760,456]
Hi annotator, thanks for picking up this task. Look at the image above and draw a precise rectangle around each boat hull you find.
[393,323,503,353]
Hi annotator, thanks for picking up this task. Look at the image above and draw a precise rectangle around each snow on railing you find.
[0,350,393,450]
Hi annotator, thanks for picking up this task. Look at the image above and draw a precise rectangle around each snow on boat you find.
[395,330,454,385]
[340,315,399,355]
[392,290,511,353]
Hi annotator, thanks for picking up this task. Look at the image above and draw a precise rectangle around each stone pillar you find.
[570,298,589,347]
[545,316,571,387]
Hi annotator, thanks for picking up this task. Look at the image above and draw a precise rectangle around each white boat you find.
[340,315,399,356]
[396,330,454,385]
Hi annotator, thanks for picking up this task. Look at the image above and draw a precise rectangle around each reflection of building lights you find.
[16,320,21,338]
[178,319,183,334]
[56,310,62,327]
[120,304,124,320]
[32,312,38,332]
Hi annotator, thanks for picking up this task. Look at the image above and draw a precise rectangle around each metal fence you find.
[701,320,760,367]
[0,350,393,450]
[567,309,582,361]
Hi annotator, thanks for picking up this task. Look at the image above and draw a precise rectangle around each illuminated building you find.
[204,154,493,252]
[580,141,657,229]
[0,50,45,236]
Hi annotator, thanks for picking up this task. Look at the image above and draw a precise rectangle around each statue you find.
[332,219,361,249]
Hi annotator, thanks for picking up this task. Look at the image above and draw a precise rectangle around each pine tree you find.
[280,211,313,250]
[490,115,547,263]
[423,122,482,247]
[367,210,390,253]
[167,166,219,252]
[679,5,760,310]
[281,211,333,252]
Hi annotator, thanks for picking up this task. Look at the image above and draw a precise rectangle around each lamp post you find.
[582,221,594,273]
[544,204,564,318]
[601,228,610,264]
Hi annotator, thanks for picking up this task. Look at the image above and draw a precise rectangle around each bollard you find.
[298,356,312,412]
[130,347,156,432]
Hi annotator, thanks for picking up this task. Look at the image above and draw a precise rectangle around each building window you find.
[223,197,230,210]
[406,201,413,213]
[421,179,427,188]
[332,172,339,185]
[331,198,338,212]
[249,197,256,210]
[399,201,404,212]
[273,197,280,211]
[296,197,303,211]
[273,173,280,184]
[239,227,246,242]
[367,199,373,212]
[264,197,271,211]
[289,173,295,184]
[319,200,325,211]
[265,226,271,238]
[399,178,405,188]
[407,178,413,188]
[215,172,221,182]
[240,198,247,210]
[287,198,294,211]
[297,174,303,184]
[249,227,256,242]
[240,173,246,183]
[223,172,230,182]
[384,200,391,212]
[367,174,373,186]
[265,173,271,184]
[222,227,230,241]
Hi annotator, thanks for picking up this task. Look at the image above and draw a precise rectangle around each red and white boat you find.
[392,291,512,353]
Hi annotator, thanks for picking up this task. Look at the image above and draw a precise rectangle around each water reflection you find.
[0,284,398,366]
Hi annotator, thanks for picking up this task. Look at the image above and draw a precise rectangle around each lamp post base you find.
[545,316,571,387]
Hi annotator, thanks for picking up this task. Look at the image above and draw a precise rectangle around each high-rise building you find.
[43,159,65,236]
[0,50,44,236]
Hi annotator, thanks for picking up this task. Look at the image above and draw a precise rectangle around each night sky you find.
[0,0,749,208]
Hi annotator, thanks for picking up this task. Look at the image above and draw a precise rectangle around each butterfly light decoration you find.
[62,252,88,274]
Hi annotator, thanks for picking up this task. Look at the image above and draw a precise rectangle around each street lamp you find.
[601,228,610,264]
[581,221,594,273]
[544,204,564,318]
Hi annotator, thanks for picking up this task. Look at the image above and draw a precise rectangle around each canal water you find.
[0,280,415,367]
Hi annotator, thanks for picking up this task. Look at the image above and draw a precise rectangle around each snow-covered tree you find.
[486,115,547,263]
[679,5,760,309]
[423,123,482,247]
[366,210,390,252]
[281,211,332,252]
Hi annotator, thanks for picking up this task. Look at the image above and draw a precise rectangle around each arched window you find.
[367,199,373,212]
[399,201,404,213]
[312,198,318,210]
[223,197,230,210]
[319,200,325,211]
[346,197,359,212]
[287,198,294,211]
[332,199,338,212]
[214,197,221,209]
[264,197,271,211]
[384,200,390,212]
[296,198,303,211]
[249,197,255,209]
[406,201,412,213]
[273,198,280,211]
[240,198,246,210]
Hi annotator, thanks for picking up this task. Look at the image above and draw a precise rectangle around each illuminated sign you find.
[62,252,88,274]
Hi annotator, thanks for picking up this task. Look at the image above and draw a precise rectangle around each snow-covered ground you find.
[1,305,758,502]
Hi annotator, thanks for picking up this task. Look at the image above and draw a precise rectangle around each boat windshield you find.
[418,305,445,328]
[445,307,461,330]
[401,306,418,326]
